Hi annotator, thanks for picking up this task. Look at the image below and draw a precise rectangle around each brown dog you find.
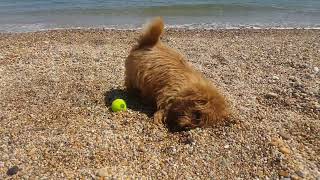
[125,17,229,131]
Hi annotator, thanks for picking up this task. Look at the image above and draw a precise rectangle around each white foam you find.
[1,23,320,34]
[165,23,320,30]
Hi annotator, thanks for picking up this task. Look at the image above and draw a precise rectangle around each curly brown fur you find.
[125,17,229,131]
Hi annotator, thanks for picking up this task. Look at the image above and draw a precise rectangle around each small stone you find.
[28,148,37,156]
[165,146,177,155]
[0,161,4,168]
[184,137,195,145]
[266,92,278,98]
[305,74,315,79]
[220,158,229,166]
[279,132,290,140]
[270,137,283,147]
[289,76,297,82]
[279,147,291,154]
[137,145,146,152]
[171,147,177,154]
[295,170,305,178]
[257,170,264,177]
[224,144,230,149]
[291,175,300,180]
[97,167,110,177]
[7,165,19,176]
[272,76,280,80]
[279,170,289,177]
[300,93,307,97]
[314,67,319,73]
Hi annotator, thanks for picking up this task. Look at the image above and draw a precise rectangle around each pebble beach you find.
[0,29,319,179]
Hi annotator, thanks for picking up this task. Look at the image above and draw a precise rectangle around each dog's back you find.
[125,17,197,106]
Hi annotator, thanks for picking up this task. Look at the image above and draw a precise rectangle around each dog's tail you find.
[137,17,164,49]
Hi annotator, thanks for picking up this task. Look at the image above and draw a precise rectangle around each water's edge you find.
[1,23,320,34]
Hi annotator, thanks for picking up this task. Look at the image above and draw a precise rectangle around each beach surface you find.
[0,29,319,179]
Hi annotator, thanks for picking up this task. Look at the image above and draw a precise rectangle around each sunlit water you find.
[1,0,320,32]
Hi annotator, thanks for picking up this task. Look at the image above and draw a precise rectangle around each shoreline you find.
[1,24,320,34]
[0,28,319,179]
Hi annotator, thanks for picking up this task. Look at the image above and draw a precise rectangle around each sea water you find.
[0,0,320,32]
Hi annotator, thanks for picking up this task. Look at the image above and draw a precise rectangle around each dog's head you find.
[166,85,229,131]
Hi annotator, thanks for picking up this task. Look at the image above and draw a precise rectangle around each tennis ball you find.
[111,99,127,112]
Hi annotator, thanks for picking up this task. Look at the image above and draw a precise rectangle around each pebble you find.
[279,131,290,140]
[272,76,280,80]
[279,170,289,177]
[184,137,195,145]
[300,93,307,97]
[171,147,177,154]
[0,161,4,168]
[313,67,319,73]
[137,145,146,152]
[305,74,315,79]
[289,76,298,82]
[224,145,230,149]
[97,167,110,177]
[270,137,283,147]
[7,165,19,176]
[165,146,177,155]
[279,147,291,154]
[295,170,305,178]
[291,175,300,180]
[280,178,291,180]
[266,92,278,98]
[220,158,229,166]
[256,170,264,177]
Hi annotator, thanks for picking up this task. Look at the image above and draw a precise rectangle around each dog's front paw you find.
[153,110,165,125]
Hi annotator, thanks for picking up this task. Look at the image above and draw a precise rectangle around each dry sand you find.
[0,29,319,179]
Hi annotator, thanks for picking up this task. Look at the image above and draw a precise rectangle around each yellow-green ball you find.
[111,99,127,112]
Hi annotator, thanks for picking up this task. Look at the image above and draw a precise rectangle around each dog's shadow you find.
[104,88,155,118]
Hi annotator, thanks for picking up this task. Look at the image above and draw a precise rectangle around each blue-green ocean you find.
[0,0,320,32]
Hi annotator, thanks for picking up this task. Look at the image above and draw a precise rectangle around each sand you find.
[0,29,319,179]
